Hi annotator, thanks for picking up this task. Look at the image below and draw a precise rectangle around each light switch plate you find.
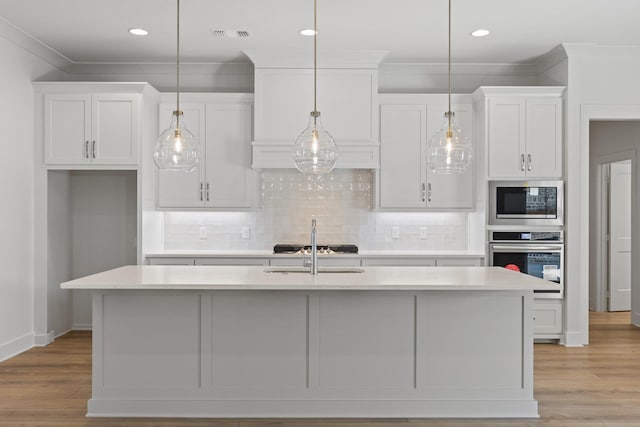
[391,226,400,239]
[420,227,428,239]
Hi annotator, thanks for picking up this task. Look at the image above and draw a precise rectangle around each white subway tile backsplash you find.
[162,169,469,251]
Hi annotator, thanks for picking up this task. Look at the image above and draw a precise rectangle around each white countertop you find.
[145,250,485,258]
[61,265,558,292]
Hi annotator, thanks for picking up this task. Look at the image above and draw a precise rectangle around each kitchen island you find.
[61,265,559,418]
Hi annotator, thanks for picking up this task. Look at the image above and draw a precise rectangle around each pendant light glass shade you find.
[153,0,198,172]
[427,0,472,174]
[153,111,198,172]
[292,0,337,174]
[427,111,472,174]
[293,111,337,174]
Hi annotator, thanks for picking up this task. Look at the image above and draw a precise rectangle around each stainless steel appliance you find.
[489,230,563,298]
[489,180,564,226]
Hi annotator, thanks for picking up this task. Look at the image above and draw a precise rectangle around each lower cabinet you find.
[533,299,563,340]
[195,257,269,266]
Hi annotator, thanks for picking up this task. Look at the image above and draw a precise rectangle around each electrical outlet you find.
[391,226,400,239]
[199,227,207,240]
[420,227,428,239]
[241,226,251,239]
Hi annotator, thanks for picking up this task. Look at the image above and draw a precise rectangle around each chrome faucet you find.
[310,219,318,275]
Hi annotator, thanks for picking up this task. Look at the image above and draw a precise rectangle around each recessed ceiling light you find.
[471,29,490,37]
[129,28,149,36]
[300,28,317,36]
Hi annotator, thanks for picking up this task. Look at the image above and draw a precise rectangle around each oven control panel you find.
[490,231,563,243]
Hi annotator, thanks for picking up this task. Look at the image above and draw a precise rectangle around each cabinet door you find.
[92,94,138,164]
[488,97,526,178]
[205,103,254,208]
[157,104,206,208]
[526,97,562,178]
[44,94,91,164]
[379,104,426,208]
[426,103,474,208]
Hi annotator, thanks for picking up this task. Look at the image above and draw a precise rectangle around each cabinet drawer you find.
[435,257,484,267]
[147,257,195,265]
[195,257,268,266]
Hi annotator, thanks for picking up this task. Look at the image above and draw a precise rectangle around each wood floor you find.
[1,311,639,427]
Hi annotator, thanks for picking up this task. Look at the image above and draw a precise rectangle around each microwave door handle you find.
[491,244,562,252]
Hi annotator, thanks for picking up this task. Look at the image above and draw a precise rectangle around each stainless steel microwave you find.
[489,180,564,226]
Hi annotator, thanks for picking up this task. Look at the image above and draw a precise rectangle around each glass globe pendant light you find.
[292,0,338,174]
[427,0,472,174]
[153,0,198,172]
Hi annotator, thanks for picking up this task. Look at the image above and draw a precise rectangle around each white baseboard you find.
[0,332,34,363]
[561,330,587,347]
[34,330,56,346]
[72,323,92,331]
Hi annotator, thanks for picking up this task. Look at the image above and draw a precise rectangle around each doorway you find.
[589,120,637,315]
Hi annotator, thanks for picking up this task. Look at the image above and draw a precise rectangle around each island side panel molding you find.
[209,292,308,389]
[317,293,416,389]
[89,289,537,418]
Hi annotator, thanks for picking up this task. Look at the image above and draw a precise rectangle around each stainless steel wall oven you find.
[489,230,563,298]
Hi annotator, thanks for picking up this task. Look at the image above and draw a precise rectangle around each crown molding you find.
[0,15,71,69]
[244,49,389,69]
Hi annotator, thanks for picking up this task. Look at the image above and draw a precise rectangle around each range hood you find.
[245,50,387,169]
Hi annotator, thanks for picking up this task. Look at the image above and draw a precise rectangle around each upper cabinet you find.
[378,94,474,209]
[37,83,158,167]
[245,50,386,169]
[473,87,564,179]
[157,93,255,209]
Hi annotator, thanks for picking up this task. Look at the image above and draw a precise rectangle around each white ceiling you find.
[0,0,639,65]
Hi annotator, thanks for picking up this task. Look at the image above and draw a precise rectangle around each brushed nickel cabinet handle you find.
[428,182,432,203]
[527,154,532,171]
[92,140,96,159]
[200,182,204,202]
[85,141,89,159]
[206,182,210,202]
[421,182,426,202]
[521,154,525,171]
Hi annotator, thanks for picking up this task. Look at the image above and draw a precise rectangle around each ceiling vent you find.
[211,29,251,38]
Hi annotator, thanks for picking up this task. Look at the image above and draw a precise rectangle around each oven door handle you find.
[490,244,563,252]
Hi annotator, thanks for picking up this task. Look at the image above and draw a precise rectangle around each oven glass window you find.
[493,252,561,283]
[496,187,558,218]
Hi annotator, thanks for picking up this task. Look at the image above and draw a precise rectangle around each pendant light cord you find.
[313,0,317,116]
[176,0,181,125]
[448,0,452,131]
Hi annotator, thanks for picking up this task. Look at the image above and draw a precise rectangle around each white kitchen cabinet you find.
[44,93,139,165]
[473,87,564,179]
[361,257,437,266]
[157,94,255,209]
[195,257,268,266]
[148,257,195,265]
[533,299,562,340]
[378,94,474,209]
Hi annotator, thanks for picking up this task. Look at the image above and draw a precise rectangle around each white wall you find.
[0,33,63,361]
[565,44,640,343]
